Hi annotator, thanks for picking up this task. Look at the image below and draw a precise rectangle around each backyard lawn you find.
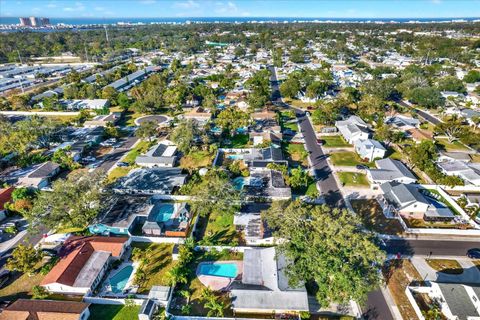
[337,172,370,187]
[435,138,470,152]
[320,135,351,148]
[201,210,242,246]
[89,304,141,320]
[130,242,176,293]
[329,151,374,167]
[180,150,214,170]
[350,199,404,235]
[222,134,250,148]
[425,259,463,274]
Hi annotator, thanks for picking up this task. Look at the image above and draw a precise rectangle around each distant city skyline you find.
[1,0,480,19]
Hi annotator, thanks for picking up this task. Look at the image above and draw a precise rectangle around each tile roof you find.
[41,236,127,287]
[0,187,14,211]
[0,299,89,320]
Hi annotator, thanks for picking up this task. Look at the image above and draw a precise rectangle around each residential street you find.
[95,136,138,173]
[269,65,344,207]
[398,100,442,125]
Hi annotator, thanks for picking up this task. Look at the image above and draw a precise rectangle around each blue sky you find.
[1,0,479,18]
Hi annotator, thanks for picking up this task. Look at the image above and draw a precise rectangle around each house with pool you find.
[233,203,274,245]
[41,236,130,295]
[195,247,309,315]
[89,196,193,239]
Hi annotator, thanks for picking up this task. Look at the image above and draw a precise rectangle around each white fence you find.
[131,235,185,244]
[83,296,144,305]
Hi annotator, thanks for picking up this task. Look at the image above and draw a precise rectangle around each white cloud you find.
[214,1,250,16]
[63,1,85,12]
[46,2,57,8]
[174,0,200,9]
[32,7,41,13]
[431,0,442,4]
[139,0,156,4]
[94,6,105,12]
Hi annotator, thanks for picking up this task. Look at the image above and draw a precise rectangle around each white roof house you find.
[230,247,309,314]
[437,161,480,186]
[135,141,178,168]
[335,116,370,144]
[367,158,417,185]
[354,139,386,162]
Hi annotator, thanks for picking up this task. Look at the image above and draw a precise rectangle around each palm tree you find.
[204,299,225,317]
[179,289,192,304]
[166,266,188,286]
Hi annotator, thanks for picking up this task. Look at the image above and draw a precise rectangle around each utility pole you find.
[16,49,23,65]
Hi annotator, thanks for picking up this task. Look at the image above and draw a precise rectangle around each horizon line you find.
[2,16,480,19]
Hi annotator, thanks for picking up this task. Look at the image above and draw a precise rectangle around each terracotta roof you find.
[0,187,14,211]
[40,236,127,287]
[0,299,90,320]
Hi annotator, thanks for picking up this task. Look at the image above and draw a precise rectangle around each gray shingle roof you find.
[370,158,416,181]
[438,283,480,320]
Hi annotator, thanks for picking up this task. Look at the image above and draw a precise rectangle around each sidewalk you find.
[0,229,27,255]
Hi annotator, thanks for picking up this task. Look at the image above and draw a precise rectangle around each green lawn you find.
[329,151,375,167]
[180,150,214,169]
[107,166,132,182]
[435,138,470,152]
[130,242,176,293]
[222,134,250,148]
[201,210,242,246]
[338,172,370,187]
[306,181,319,197]
[123,140,152,165]
[425,259,463,275]
[282,121,298,132]
[320,135,351,148]
[89,304,141,320]
[283,142,308,166]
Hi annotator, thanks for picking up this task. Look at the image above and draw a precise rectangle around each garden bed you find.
[350,199,404,235]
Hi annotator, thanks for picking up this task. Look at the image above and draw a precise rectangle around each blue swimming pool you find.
[153,203,175,222]
[227,154,244,160]
[232,176,249,190]
[109,265,133,293]
[199,263,238,278]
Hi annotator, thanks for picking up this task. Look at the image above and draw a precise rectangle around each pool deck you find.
[196,261,243,291]
[99,261,139,298]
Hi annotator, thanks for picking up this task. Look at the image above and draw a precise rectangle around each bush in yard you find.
[32,285,49,299]
[6,244,42,275]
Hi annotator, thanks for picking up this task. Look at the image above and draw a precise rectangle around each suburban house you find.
[335,115,370,144]
[0,187,14,221]
[407,282,480,320]
[83,112,121,128]
[183,107,212,124]
[437,161,480,186]
[243,146,288,169]
[243,169,292,200]
[0,299,91,320]
[380,182,454,221]
[230,247,309,314]
[114,168,187,195]
[405,128,434,143]
[354,138,387,162]
[250,110,282,146]
[41,236,129,295]
[233,203,273,245]
[17,161,60,189]
[385,115,420,130]
[61,99,110,110]
[367,158,417,185]
[135,141,179,168]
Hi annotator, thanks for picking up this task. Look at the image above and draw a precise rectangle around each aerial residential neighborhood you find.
[0,1,480,320]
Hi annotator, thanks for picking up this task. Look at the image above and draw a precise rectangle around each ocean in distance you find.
[1,16,479,25]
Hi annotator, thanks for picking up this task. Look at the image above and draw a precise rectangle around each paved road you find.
[95,136,138,173]
[399,100,441,125]
[363,290,394,320]
[384,238,480,257]
[268,65,343,207]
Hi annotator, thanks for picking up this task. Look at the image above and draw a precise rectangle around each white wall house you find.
[335,116,370,144]
[354,139,386,162]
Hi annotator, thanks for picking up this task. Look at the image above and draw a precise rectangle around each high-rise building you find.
[19,17,31,26]
[40,18,51,26]
[29,16,40,27]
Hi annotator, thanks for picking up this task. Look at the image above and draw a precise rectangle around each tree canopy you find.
[262,201,385,306]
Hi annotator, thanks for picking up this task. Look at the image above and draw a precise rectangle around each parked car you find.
[117,162,129,167]
[82,156,96,162]
[317,139,324,145]
[356,164,368,170]
[467,248,480,259]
